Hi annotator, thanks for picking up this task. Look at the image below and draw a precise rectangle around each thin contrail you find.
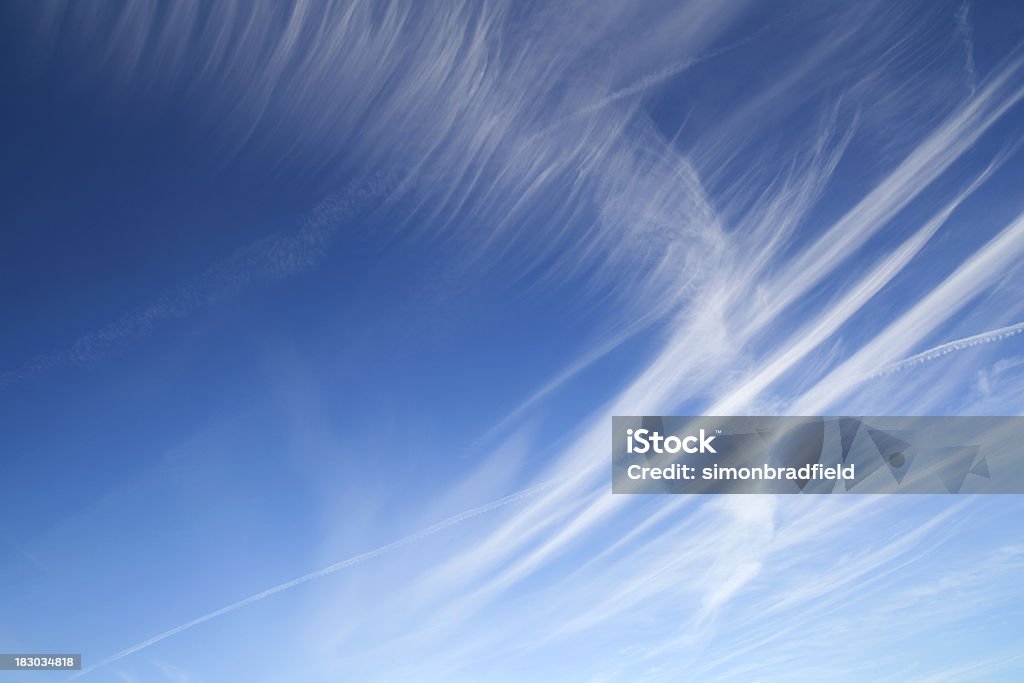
[0,177,394,389]
[532,25,770,140]
[866,320,1024,381]
[65,481,555,680]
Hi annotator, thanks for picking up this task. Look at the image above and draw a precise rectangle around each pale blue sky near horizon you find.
[2,1,1024,681]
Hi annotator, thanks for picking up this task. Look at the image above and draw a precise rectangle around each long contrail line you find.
[867,320,1024,380]
[65,481,554,680]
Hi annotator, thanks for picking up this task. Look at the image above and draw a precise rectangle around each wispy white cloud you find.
[956,2,978,95]
[792,208,1024,413]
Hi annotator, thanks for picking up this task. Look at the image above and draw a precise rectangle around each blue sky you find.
[2,1,1024,681]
